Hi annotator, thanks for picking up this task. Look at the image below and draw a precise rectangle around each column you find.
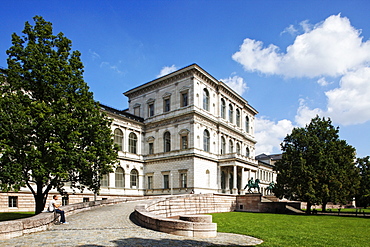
[232,165,238,194]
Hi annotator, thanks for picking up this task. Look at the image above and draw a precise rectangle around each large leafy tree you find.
[274,116,360,214]
[0,16,117,214]
[356,156,370,208]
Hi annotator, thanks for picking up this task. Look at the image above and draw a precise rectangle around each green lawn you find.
[210,212,370,247]
[0,212,35,222]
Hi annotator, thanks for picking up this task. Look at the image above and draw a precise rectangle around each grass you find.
[0,212,35,222]
[210,212,370,247]
[307,208,370,213]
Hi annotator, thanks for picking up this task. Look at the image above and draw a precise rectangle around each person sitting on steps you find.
[48,195,69,224]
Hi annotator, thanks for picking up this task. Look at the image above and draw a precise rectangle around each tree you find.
[356,156,370,208]
[0,16,117,214]
[274,116,360,214]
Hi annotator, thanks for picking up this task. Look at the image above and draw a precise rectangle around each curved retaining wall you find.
[133,193,238,238]
[0,197,142,240]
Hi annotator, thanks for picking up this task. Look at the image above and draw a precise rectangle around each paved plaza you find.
[0,200,263,246]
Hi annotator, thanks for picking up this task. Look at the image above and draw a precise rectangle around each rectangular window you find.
[148,103,154,117]
[180,173,187,188]
[181,136,188,149]
[148,176,153,189]
[134,106,140,117]
[149,143,154,154]
[83,198,89,202]
[62,197,69,206]
[8,196,18,208]
[163,174,169,189]
[181,93,188,107]
[164,98,170,112]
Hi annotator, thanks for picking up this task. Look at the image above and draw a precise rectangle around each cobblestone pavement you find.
[0,200,263,247]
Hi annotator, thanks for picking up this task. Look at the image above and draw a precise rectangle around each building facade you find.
[1,64,278,212]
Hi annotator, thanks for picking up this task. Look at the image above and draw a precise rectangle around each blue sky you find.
[1,0,369,157]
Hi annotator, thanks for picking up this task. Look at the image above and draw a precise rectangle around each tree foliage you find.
[356,156,370,208]
[274,116,360,213]
[0,16,117,214]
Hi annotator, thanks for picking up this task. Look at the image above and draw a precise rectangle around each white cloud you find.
[295,99,324,127]
[89,49,100,60]
[157,65,178,78]
[100,62,124,74]
[220,75,248,96]
[255,117,294,154]
[281,24,298,36]
[325,67,370,125]
[233,14,370,78]
[317,77,333,86]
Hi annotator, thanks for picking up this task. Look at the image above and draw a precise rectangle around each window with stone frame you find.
[221,136,226,154]
[179,129,189,150]
[148,103,154,117]
[203,88,210,111]
[229,104,234,123]
[245,116,250,133]
[114,128,123,151]
[62,196,69,206]
[180,172,187,188]
[129,132,138,154]
[163,93,171,112]
[181,136,188,149]
[115,167,125,188]
[148,142,154,154]
[203,129,210,152]
[147,175,153,189]
[181,92,188,107]
[163,174,169,189]
[236,109,241,127]
[236,142,241,154]
[134,105,141,117]
[130,169,138,188]
[164,131,171,152]
[246,147,250,157]
[229,140,234,153]
[8,196,18,208]
[221,98,226,119]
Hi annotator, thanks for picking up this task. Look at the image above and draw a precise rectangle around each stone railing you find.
[133,193,238,238]
[0,197,142,240]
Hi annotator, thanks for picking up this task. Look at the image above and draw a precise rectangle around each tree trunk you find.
[34,182,48,214]
[322,202,327,212]
[306,202,312,215]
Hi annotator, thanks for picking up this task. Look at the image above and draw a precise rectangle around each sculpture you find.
[244,177,260,193]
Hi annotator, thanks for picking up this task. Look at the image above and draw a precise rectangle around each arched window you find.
[246,147,250,157]
[245,116,250,133]
[129,132,137,154]
[164,131,171,152]
[101,174,109,187]
[114,129,123,151]
[236,109,240,127]
[229,140,234,153]
[229,104,233,123]
[203,88,209,111]
[236,143,241,154]
[115,167,125,188]
[203,129,210,152]
[221,136,226,154]
[206,170,210,187]
[130,169,138,188]
[221,98,226,119]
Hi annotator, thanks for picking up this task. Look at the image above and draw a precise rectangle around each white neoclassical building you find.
[101,64,260,196]
[1,64,278,212]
